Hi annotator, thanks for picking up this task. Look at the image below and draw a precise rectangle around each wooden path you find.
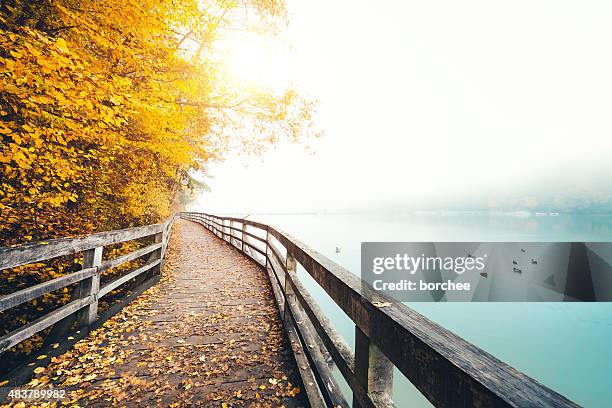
[19,219,306,407]
[1,212,581,408]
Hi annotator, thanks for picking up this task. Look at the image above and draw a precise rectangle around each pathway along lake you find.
[246,211,612,407]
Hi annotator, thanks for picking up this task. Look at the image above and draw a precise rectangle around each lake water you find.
[247,212,612,407]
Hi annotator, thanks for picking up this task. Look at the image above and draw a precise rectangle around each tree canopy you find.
[0,0,315,244]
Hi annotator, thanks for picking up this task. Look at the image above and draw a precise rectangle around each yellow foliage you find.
[1,0,318,375]
[0,0,309,244]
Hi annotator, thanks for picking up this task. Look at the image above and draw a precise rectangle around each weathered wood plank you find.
[78,247,102,326]
[148,232,163,277]
[99,259,161,298]
[276,258,349,408]
[243,245,266,268]
[242,229,267,244]
[354,326,394,408]
[238,218,269,231]
[0,223,165,270]
[244,240,266,257]
[241,220,247,252]
[270,254,355,376]
[0,267,96,313]
[262,251,326,408]
[267,240,286,267]
[267,226,580,408]
[266,250,332,370]
[160,218,174,270]
[0,296,92,353]
[267,252,376,407]
[189,213,268,231]
[189,218,267,257]
[98,242,162,273]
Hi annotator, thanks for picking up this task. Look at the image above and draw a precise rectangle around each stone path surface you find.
[16,219,306,407]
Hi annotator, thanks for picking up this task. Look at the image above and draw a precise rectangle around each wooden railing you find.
[181,212,580,408]
[0,216,175,354]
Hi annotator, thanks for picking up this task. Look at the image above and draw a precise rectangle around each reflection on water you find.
[249,212,612,407]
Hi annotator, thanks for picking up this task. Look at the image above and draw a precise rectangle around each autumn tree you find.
[0,0,315,244]
[0,0,316,366]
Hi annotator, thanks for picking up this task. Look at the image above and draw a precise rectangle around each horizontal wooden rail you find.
[0,216,176,355]
[204,220,267,256]
[99,259,161,298]
[98,242,162,273]
[0,223,166,270]
[0,267,96,313]
[181,212,580,408]
[0,297,93,353]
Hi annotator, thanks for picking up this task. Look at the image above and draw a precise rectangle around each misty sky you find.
[190,0,612,213]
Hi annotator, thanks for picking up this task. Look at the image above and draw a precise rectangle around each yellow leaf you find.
[288,386,301,397]
[31,95,54,105]
[24,42,41,57]
[37,354,47,360]
[56,38,70,54]
[34,367,45,374]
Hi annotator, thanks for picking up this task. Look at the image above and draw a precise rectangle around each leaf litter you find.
[2,221,305,407]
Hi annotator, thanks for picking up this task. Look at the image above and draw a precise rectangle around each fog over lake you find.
[189,2,612,406]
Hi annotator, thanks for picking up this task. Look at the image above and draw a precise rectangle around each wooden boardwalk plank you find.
[19,219,307,407]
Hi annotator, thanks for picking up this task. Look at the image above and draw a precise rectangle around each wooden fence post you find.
[241,222,247,253]
[160,221,170,271]
[150,231,163,276]
[265,228,270,270]
[231,220,237,247]
[78,246,103,326]
[283,252,297,322]
[353,326,394,407]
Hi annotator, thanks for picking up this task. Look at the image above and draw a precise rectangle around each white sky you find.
[191,0,612,213]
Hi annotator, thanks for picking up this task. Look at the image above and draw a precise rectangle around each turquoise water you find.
[251,212,612,407]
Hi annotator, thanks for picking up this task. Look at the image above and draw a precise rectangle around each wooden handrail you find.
[181,212,581,408]
[0,223,167,270]
[0,215,176,354]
